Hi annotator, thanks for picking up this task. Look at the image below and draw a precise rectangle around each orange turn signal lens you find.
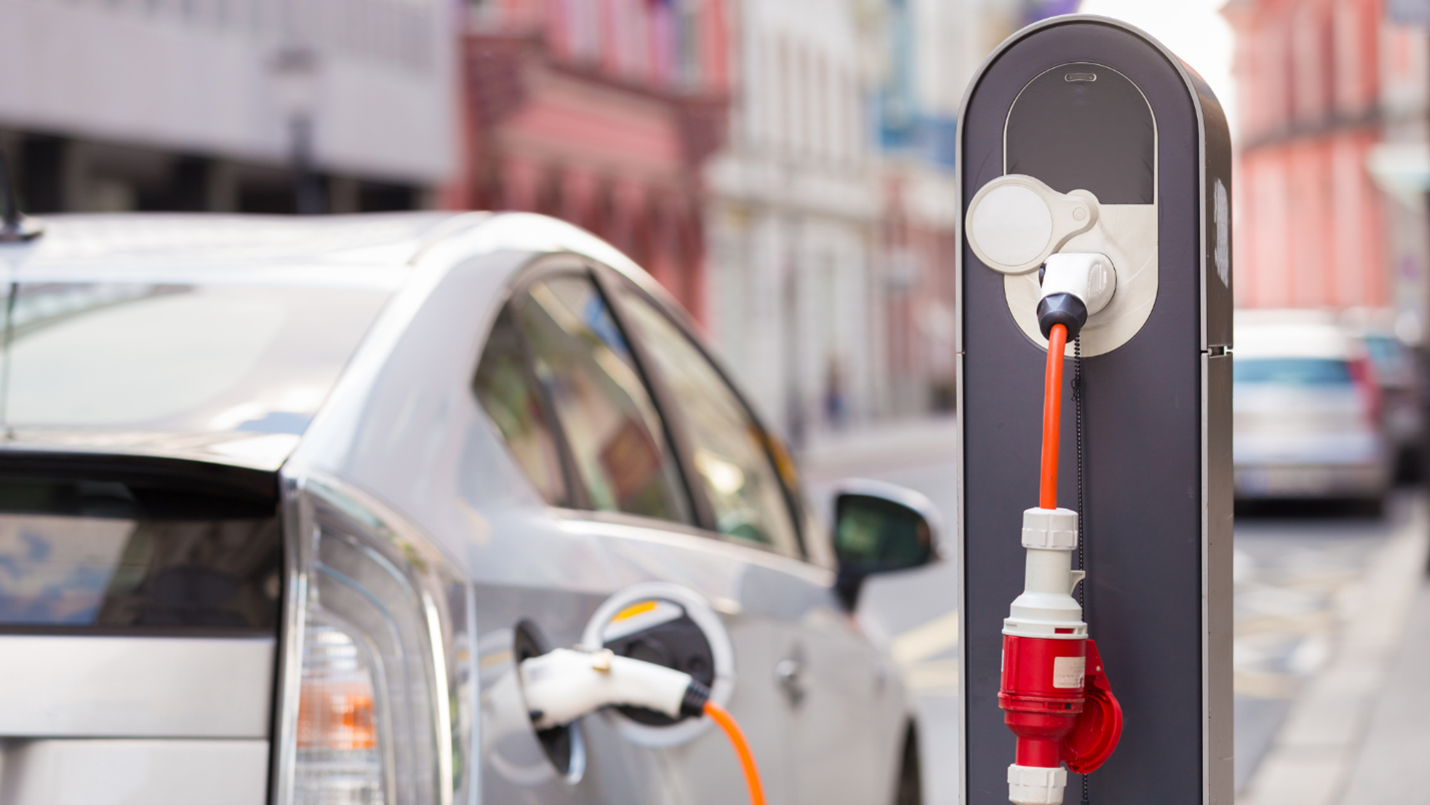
[297,680,377,751]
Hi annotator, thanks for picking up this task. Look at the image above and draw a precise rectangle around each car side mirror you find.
[832,480,943,609]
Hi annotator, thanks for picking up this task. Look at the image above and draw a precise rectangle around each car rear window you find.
[1362,335,1406,380]
[1233,358,1352,386]
[0,476,281,634]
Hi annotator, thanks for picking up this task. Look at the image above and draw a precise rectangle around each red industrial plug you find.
[999,324,1122,805]
[1001,633,1122,794]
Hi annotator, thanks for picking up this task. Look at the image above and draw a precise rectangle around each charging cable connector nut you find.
[1021,507,1078,550]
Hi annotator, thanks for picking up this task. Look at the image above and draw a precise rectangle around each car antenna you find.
[0,150,42,243]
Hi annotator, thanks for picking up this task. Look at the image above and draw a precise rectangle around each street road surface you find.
[1235,491,1429,805]
[1232,496,1414,791]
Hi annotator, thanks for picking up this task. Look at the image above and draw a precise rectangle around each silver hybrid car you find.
[0,213,937,805]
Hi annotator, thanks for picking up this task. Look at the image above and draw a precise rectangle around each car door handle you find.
[775,658,805,704]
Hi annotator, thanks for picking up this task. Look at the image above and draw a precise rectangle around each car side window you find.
[514,274,692,524]
[473,306,568,506]
[613,286,801,556]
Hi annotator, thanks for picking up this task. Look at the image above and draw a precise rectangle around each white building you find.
[0,0,455,213]
[704,0,883,446]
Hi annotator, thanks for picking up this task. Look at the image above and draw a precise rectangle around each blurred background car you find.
[1234,310,1392,513]
[1341,307,1425,482]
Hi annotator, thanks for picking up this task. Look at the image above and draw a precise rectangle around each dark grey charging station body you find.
[956,16,1233,805]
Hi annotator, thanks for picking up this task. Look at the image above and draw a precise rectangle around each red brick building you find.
[447,0,731,321]
[1224,0,1393,309]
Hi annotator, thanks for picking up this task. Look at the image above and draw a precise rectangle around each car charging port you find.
[517,585,761,803]
[517,647,764,805]
[577,583,737,747]
[599,599,716,726]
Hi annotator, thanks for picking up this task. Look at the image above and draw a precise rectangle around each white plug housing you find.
[1009,763,1068,805]
[1042,252,1116,317]
[519,648,694,730]
[1004,508,1087,640]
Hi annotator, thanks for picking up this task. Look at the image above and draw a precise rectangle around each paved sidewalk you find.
[1236,500,1430,805]
[1339,580,1430,804]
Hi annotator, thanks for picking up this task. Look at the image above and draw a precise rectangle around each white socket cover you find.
[965,175,1098,274]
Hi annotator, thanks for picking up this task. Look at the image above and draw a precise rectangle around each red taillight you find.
[1348,356,1382,427]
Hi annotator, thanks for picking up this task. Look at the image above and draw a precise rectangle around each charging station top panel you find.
[1007,62,1156,205]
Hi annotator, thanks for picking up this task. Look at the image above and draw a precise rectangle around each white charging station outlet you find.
[964,63,1159,358]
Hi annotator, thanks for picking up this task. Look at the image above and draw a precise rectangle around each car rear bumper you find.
[1233,462,1387,499]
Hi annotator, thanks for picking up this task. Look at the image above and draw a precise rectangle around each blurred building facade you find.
[702,0,881,444]
[449,0,731,320]
[1225,0,1430,322]
[0,0,1067,441]
[703,0,1039,444]
[0,0,454,214]
[1372,7,1430,330]
[869,0,972,424]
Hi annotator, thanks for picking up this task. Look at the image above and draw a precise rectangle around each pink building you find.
[447,0,732,322]
[1224,0,1395,310]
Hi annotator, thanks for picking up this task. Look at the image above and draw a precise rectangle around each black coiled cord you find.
[1074,337,1086,606]
[1074,337,1090,805]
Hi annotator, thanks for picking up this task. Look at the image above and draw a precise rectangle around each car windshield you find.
[1,283,390,435]
[1233,357,1352,386]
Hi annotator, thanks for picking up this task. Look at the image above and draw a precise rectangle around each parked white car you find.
[1234,310,1391,511]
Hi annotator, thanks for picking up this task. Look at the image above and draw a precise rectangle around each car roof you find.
[13,212,472,265]
[0,211,683,471]
[1,212,482,286]
[3,211,672,299]
[1236,321,1357,360]
[1233,307,1338,328]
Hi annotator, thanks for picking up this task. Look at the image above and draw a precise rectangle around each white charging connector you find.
[522,647,767,805]
[519,648,708,730]
[1036,252,1117,340]
[1042,253,1115,315]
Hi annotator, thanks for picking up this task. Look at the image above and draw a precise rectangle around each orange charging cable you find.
[1040,323,1068,509]
[704,701,766,805]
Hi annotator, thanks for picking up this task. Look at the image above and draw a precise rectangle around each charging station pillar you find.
[956,16,1233,804]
